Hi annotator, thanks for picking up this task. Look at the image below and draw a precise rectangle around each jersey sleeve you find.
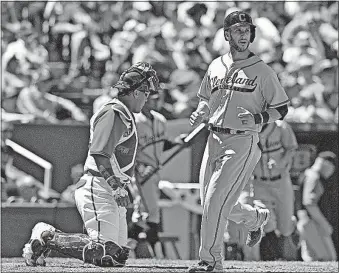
[302,173,318,206]
[262,70,290,108]
[90,109,126,157]
[197,70,211,102]
[280,122,298,150]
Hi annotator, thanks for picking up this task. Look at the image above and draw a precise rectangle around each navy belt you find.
[209,125,246,135]
[254,174,282,181]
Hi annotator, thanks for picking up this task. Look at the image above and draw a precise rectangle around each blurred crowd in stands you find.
[1,1,338,201]
[2,1,338,125]
[1,2,338,262]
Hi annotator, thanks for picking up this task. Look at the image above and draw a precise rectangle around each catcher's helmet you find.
[114,62,159,96]
[223,11,256,43]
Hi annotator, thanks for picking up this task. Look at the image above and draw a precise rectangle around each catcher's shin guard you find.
[47,232,126,267]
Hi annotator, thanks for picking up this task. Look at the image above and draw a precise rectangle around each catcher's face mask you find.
[115,62,159,96]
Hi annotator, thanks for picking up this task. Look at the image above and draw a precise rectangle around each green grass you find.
[1,258,338,272]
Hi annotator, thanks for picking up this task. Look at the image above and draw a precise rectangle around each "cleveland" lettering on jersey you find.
[210,75,257,93]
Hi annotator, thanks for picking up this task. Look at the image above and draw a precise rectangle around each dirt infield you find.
[1,258,338,272]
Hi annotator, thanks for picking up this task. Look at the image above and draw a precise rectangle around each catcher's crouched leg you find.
[46,231,129,267]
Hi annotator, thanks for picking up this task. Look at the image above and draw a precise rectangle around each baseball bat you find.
[139,122,207,186]
[130,177,150,213]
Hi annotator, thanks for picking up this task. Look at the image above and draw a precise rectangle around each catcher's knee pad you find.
[146,222,160,246]
[47,232,125,267]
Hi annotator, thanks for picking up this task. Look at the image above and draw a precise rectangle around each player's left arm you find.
[47,93,89,122]
[279,121,298,170]
[238,70,289,125]
[254,71,290,124]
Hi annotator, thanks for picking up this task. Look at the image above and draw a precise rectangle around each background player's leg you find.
[274,178,298,260]
[139,175,164,258]
[323,236,337,261]
[275,177,295,237]
[224,220,246,260]
[299,219,329,261]
[140,175,161,224]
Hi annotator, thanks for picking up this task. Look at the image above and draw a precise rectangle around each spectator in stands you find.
[176,2,208,29]
[1,142,21,202]
[16,70,89,124]
[213,6,239,56]
[297,151,337,261]
[2,1,338,126]
[92,72,119,114]
[249,5,282,59]
[290,84,335,123]
[0,121,61,204]
[285,58,336,123]
[291,55,317,87]
[2,68,29,115]
[2,22,48,77]
[289,55,324,103]
[166,69,201,118]
[132,28,178,81]
[281,2,326,58]
[1,108,35,124]
[313,59,338,93]
[316,2,338,58]
[1,141,59,204]
[60,163,84,204]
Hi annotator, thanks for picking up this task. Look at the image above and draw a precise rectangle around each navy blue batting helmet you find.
[223,11,256,43]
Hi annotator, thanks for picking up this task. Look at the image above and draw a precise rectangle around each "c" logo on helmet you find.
[239,14,246,22]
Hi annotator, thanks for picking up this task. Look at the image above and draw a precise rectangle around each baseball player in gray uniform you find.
[22,62,160,267]
[251,120,299,256]
[188,11,290,272]
[297,151,337,261]
[129,92,183,258]
[226,120,299,261]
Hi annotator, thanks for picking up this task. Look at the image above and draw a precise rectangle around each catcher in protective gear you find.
[22,62,159,267]
[114,62,159,97]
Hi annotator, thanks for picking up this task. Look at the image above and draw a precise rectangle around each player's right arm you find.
[190,72,211,126]
[302,172,332,235]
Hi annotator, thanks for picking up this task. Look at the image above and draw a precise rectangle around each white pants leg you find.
[75,174,126,245]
